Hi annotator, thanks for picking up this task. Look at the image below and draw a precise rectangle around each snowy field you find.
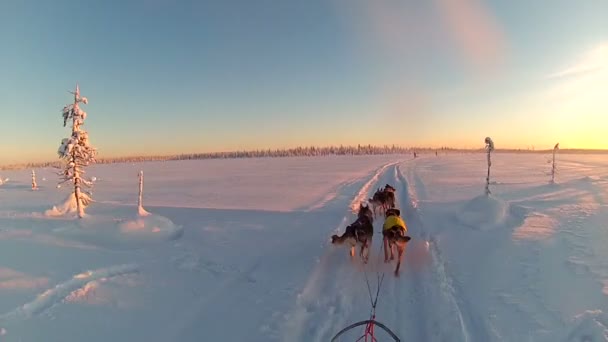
[0,153,607,341]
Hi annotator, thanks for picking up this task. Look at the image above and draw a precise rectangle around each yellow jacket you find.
[383,215,407,232]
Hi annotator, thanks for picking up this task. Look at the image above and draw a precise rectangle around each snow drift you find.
[458,194,526,231]
[44,192,92,217]
[116,213,182,243]
[48,211,182,250]
[562,310,608,342]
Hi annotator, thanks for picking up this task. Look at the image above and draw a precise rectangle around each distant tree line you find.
[1,145,425,170]
[97,144,425,163]
[1,145,606,170]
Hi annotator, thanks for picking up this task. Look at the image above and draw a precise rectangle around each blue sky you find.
[0,0,607,164]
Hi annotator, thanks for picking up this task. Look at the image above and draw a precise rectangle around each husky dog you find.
[382,208,411,276]
[331,203,374,263]
[368,184,396,217]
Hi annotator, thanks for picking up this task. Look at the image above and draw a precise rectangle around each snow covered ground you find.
[0,153,607,341]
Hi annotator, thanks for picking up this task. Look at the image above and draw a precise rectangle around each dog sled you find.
[331,319,400,341]
[331,184,407,341]
[329,261,401,342]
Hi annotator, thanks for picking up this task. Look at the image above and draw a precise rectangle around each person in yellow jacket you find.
[382,209,411,274]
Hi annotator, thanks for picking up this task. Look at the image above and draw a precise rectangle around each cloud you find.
[434,0,507,71]
[536,43,608,146]
[547,44,608,80]
[544,43,608,99]
[333,0,507,133]
[360,1,433,59]
[336,0,507,72]
[0,267,49,290]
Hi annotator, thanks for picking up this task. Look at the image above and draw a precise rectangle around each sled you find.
[331,318,400,341]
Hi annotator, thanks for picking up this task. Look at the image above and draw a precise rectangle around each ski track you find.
[0,263,138,320]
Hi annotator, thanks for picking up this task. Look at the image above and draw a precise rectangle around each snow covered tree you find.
[137,170,149,216]
[31,170,38,190]
[551,143,559,183]
[484,137,494,195]
[57,84,97,218]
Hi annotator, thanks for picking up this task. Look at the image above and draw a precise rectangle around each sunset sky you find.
[0,0,606,164]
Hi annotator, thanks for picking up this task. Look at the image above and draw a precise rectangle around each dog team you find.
[331,184,412,276]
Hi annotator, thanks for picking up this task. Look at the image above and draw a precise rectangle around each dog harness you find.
[383,215,407,232]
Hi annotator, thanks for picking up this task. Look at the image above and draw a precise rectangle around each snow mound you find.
[579,176,601,183]
[512,212,558,241]
[51,213,182,250]
[457,195,524,230]
[137,206,150,217]
[563,310,608,342]
[45,192,92,217]
[116,213,182,243]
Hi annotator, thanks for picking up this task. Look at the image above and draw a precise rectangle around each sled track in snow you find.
[283,160,492,342]
[282,161,405,342]
[162,256,265,341]
[396,163,491,342]
[349,161,402,213]
[0,263,138,321]
[388,165,428,342]
[395,164,469,341]
[282,215,359,342]
[284,160,484,342]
